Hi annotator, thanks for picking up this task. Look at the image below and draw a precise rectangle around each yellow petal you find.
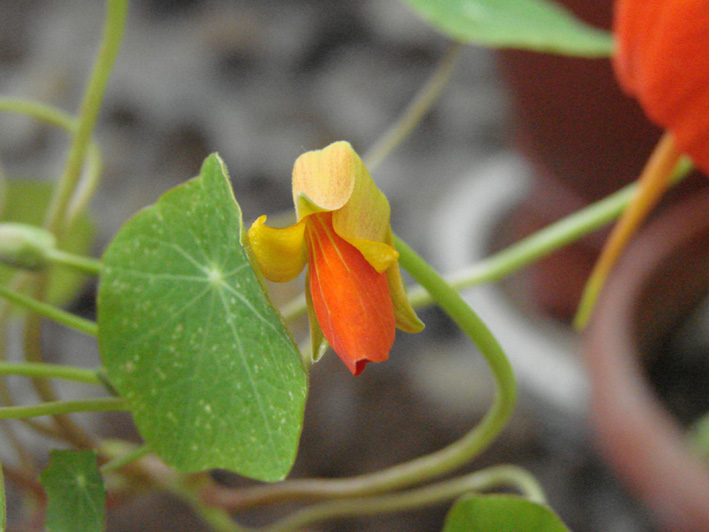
[246,215,307,282]
[384,229,424,333]
[330,144,391,247]
[292,141,358,219]
[293,141,396,271]
[343,237,398,273]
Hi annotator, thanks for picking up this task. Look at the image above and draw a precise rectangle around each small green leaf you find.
[97,154,308,481]
[0,180,95,305]
[40,450,105,532]
[443,494,572,532]
[401,0,614,57]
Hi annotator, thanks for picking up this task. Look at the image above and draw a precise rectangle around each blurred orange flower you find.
[614,0,709,173]
[576,1,708,326]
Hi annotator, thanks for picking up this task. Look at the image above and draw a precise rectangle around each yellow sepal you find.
[305,269,329,363]
[246,215,307,282]
[384,229,424,333]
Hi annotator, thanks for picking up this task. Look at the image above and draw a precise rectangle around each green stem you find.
[0,98,103,225]
[0,284,98,336]
[44,0,127,235]
[0,0,124,450]
[0,100,101,330]
[180,487,252,532]
[0,98,77,129]
[163,477,253,532]
[0,397,129,420]
[0,362,102,385]
[393,234,517,467]
[213,240,516,512]
[278,163,691,323]
[262,465,541,532]
[0,329,70,448]
[0,324,39,467]
[100,444,152,475]
[364,43,462,171]
[407,158,692,309]
[574,134,683,329]
[47,248,103,276]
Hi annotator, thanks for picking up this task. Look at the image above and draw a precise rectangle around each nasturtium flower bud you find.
[0,222,56,271]
[614,0,709,173]
[248,141,423,375]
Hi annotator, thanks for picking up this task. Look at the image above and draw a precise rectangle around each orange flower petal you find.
[306,212,395,376]
[613,0,664,90]
[614,0,709,173]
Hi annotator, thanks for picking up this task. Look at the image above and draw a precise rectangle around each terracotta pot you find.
[583,190,709,532]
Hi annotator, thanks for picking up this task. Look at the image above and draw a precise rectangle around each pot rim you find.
[583,189,709,531]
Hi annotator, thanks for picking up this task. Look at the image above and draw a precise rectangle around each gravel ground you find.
[0,2,658,531]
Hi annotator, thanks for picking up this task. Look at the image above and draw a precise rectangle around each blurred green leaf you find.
[689,413,709,459]
[40,450,105,532]
[401,0,614,57]
[0,180,94,305]
[97,154,308,481]
[443,494,572,532]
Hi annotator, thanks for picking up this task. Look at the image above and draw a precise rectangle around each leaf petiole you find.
[100,443,152,475]
[262,465,543,532]
[364,42,463,171]
[47,248,103,276]
[0,397,129,420]
[0,362,102,385]
[407,155,692,309]
[45,0,128,236]
[0,284,98,336]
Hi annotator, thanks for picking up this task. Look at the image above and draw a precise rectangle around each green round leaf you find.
[444,494,572,532]
[40,450,106,532]
[97,154,308,481]
[402,0,614,57]
[0,180,95,305]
